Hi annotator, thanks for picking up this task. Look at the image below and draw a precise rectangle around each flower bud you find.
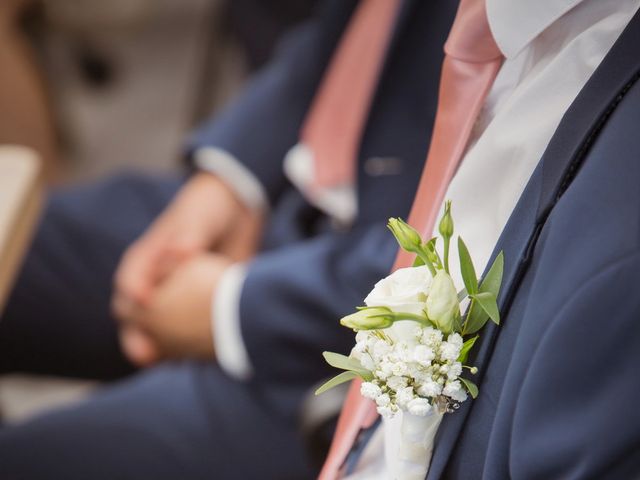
[438,200,454,239]
[388,218,422,253]
[340,307,393,331]
[425,270,459,334]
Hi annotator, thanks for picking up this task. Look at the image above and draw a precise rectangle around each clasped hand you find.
[111,172,263,366]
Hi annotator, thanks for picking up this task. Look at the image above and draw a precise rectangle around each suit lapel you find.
[537,7,640,222]
[427,7,640,479]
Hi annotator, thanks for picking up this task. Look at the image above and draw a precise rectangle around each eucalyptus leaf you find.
[315,371,359,395]
[472,292,500,325]
[458,237,478,295]
[457,335,479,364]
[460,377,479,399]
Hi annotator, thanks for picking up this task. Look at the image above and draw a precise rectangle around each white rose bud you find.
[340,307,393,331]
[425,270,459,334]
[387,218,423,253]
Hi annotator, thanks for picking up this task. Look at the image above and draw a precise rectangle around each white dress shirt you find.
[347,0,640,477]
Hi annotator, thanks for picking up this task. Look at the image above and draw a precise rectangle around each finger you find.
[114,241,162,306]
[119,324,161,367]
[217,213,262,262]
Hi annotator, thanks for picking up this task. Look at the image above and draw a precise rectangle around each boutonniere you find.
[317,202,504,477]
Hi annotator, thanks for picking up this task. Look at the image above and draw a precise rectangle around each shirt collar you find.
[486,0,585,58]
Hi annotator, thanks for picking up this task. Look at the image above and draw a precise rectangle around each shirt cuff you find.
[194,147,269,213]
[212,263,253,380]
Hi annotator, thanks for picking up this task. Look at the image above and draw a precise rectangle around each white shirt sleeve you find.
[193,148,263,379]
[194,147,269,213]
[212,263,254,380]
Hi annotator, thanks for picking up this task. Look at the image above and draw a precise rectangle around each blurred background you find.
[0,0,317,422]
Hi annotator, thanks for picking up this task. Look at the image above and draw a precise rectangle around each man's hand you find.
[114,172,262,307]
[112,172,263,366]
[114,253,232,364]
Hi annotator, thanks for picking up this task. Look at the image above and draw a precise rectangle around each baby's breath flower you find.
[407,398,432,416]
[447,362,463,379]
[447,333,464,348]
[373,339,392,358]
[417,380,442,398]
[443,380,467,402]
[412,345,435,366]
[376,393,391,407]
[392,362,408,377]
[440,340,462,362]
[377,406,395,419]
[360,382,382,400]
[359,354,376,371]
[395,387,415,408]
[387,376,408,391]
[422,328,443,346]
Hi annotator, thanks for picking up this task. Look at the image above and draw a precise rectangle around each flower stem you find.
[443,237,450,274]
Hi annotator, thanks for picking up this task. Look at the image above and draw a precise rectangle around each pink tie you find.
[319,1,503,478]
[301,0,403,188]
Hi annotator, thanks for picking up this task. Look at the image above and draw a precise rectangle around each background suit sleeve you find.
[185,0,357,204]
[238,222,399,384]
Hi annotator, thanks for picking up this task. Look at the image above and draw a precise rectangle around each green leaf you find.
[413,255,425,267]
[471,292,500,325]
[458,237,478,295]
[322,352,361,371]
[479,251,504,298]
[457,287,468,303]
[457,335,479,364]
[461,251,505,335]
[322,352,372,378]
[460,377,479,399]
[315,371,359,395]
[462,300,486,335]
[425,237,443,270]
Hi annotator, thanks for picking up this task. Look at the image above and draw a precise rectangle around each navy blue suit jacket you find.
[425,8,640,479]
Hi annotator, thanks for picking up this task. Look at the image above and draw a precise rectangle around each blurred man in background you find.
[0,0,456,477]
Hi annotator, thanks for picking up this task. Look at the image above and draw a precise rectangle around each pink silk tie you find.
[319,1,503,478]
[301,0,402,188]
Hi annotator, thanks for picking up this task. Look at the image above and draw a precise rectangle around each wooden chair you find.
[0,145,43,314]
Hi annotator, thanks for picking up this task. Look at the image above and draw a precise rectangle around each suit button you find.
[364,157,403,176]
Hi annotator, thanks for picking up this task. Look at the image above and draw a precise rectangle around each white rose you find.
[364,265,432,315]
